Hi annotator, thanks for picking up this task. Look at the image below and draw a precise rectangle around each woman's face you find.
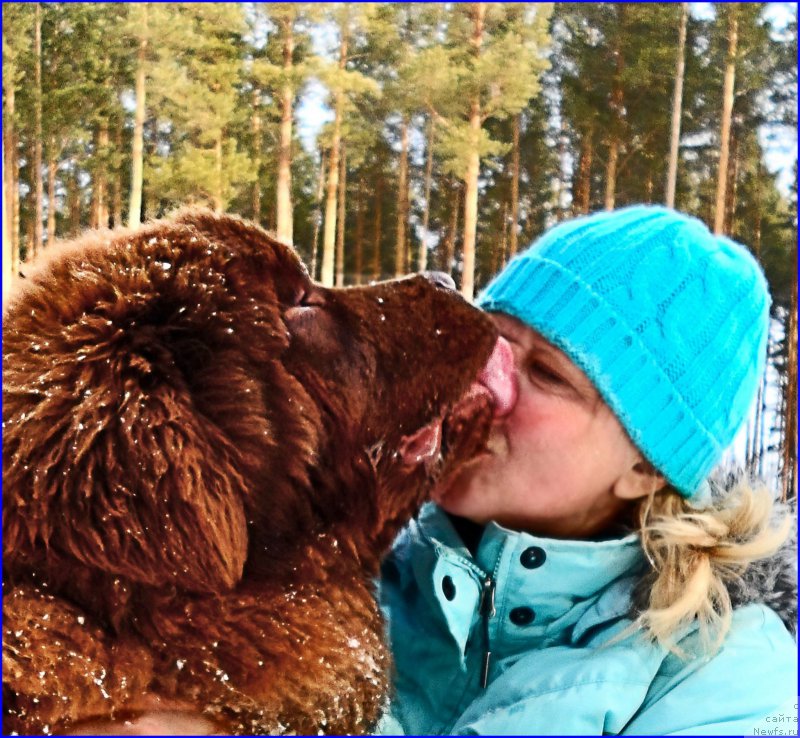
[433,313,651,538]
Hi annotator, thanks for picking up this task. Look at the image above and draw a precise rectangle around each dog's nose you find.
[423,271,456,291]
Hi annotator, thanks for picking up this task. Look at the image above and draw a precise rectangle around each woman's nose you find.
[422,271,457,291]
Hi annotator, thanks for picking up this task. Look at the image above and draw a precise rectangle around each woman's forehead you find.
[490,311,602,398]
[490,313,559,353]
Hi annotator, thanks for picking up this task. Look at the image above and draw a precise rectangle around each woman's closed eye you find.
[526,359,568,386]
[524,354,599,405]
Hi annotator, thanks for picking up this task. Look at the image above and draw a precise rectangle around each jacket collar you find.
[404,503,648,654]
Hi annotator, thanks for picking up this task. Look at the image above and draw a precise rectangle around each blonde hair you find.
[629,479,792,657]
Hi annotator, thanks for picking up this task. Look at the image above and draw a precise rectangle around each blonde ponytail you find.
[631,480,792,656]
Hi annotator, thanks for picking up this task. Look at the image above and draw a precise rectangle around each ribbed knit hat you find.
[477,205,771,500]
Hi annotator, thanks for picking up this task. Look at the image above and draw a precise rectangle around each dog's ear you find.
[1,223,280,594]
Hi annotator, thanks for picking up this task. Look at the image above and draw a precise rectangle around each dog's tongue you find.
[400,337,516,468]
[477,336,517,417]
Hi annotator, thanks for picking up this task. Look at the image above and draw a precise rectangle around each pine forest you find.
[2,2,797,497]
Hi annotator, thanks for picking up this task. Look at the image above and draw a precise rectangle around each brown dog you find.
[3,210,509,734]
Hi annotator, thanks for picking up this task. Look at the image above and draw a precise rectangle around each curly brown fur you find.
[3,209,498,734]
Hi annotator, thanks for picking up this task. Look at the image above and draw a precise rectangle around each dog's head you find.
[3,210,500,602]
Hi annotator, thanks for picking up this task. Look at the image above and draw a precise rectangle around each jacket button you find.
[442,575,456,601]
[509,606,535,626]
[520,546,546,569]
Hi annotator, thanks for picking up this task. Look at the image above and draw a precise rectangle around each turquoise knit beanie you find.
[477,205,771,500]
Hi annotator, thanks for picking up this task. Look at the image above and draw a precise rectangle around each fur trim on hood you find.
[729,500,797,636]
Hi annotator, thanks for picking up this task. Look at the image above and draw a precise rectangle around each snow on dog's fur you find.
[3,210,499,734]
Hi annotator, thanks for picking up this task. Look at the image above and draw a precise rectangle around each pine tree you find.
[316,5,380,286]
[128,3,148,227]
[714,3,739,234]
[665,3,689,207]
[249,4,316,243]
[335,143,347,286]
[276,9,295,243]
[362,3,444,276]
[33,2,43,258]
[556,4,683,212]
[146,4,254,215]
[3,3,31,278]
[2,145,10,299]
[431,3,552,297]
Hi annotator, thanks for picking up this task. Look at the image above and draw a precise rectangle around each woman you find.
[378,205,797,735]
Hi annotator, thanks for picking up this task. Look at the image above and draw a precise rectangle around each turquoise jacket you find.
[378,504,797,735]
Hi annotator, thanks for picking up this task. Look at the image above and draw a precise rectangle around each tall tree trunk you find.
[3,147,10,299]
[782,276,798,501]
[461,1,486,300]
[128,2,147,228]
[92,123,110,229]
[442,183,461,275]
[496,201,508,273]
[395,116,410,277]
[140,105,158,222]
[112,125,123,227]
[251,87,262,223]
[556,116,569,220]
[509,113,521,258]
[25,218,34,267]
[310,149,327,280]
[276,15,294,244]
[574,125,594,214]
[13,129,20,263]
[47,144,56,245]
[371,170,384,281]
[33,1,44,259]
[604,19,625,212]
[67,165,81,237]
[665,2,688,208]
[749,371,764,471]
[713,4,738,235]
[213,133,223,212]
[725,130,740,233]
[419,117,435,272]
[335,144,347,287]
[354,176,365,285]
[756,367,768,479]
[4,72,18,268]
[753,163,763,256]
[604,141,619,210]
[462,115,480,299]
[321,110,342,285]
[321,30,348,286]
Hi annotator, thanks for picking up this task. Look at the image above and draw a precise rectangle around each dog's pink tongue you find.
[478,336,518,417]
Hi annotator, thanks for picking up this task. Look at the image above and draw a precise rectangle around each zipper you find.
[478,574,496,689]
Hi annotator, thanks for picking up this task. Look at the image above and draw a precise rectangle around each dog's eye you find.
[292,288,324,308]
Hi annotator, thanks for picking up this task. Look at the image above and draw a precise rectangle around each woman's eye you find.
[527,361,566,386]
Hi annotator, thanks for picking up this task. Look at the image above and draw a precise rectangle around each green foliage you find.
[425,3,552,179]
[4,1,794,281]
